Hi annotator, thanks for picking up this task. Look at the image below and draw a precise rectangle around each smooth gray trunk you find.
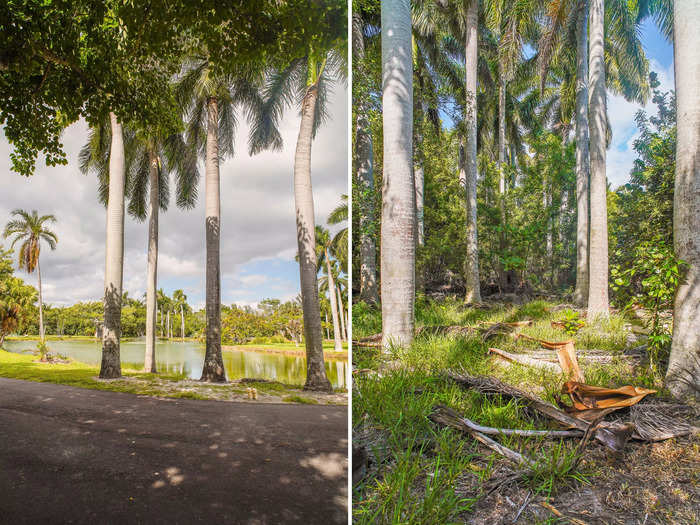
[381,0,415,348]
[144,148,158,373]
[337,283,347,341]
[100,112,125,379]
[463,0,481,303]
[356,103,379,304]
[573,0,591,306]
[325,252,343,352]
[201,97,226,382]
[587,0,609,318]
[295,83,332,391]
[37,258,44,342]
[667,0,700,401]
[180,303,185,340]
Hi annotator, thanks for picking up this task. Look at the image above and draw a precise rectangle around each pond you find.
[3,339,347,389]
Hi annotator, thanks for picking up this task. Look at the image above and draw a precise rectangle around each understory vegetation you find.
[352,299,698,524]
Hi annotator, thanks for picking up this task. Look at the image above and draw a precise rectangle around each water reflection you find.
[4,340,347,389]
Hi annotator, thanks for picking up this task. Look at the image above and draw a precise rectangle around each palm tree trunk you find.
[336,283,347,341]
[497,78,508,292]
[295,82,331,391]
[144,148,159,373]
[324,312,330,339]
[413,108,425,293]
[37,258,44,342]
[573,0,590,306]
[666,0,700,401]
[167,309,170,339]
[356,102,379,304]
[180,303,185,341]
[325,254,343,352]
[587,0,609,318]
[381,0,415,349]
[201,96,226,382]
[100,112,125,379]
[463,0,481,304]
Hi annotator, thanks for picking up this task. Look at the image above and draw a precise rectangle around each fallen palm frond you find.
[515,333,575,349]
[629,402,700,441]
[561,381,657,411]
[445,370,635,452]
[489,341,584,383]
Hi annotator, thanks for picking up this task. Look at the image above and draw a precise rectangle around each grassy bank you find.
[0,349,346,405]
[352,298,698,524]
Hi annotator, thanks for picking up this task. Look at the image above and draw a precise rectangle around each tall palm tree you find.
[353,8,381,305]
[586,0,608,318]
[667,0,700,400]
[539,0,651,308]
[173,289,188,341]
[316,226,343,352]
[176,56,262,382]
[380,0,415,347]
[3,210,57,342]
[328,195,348,273]
[81,119,198,373]
[249,48,345,390]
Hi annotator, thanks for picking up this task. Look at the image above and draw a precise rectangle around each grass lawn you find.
[0,349,346,405]
[352,298,698,524]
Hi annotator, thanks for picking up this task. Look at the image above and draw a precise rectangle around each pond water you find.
[3,339,347,389]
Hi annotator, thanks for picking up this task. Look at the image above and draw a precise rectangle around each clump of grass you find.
[282,395,318,404]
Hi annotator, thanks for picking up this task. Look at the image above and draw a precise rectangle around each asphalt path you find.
[0,377,348,524]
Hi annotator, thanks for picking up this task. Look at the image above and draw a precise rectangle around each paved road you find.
[0,378,347,524]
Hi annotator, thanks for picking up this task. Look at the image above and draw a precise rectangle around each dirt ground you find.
[458,436,699,524]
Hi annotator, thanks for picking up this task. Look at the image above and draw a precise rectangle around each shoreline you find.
[5,336,348,360]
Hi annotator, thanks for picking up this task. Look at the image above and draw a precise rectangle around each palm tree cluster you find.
[74,27,346,390]
[354,0,697,399]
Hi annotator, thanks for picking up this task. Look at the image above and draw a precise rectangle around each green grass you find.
[0,349,338,401]
[353,297,662,523]
[282,395,319,404]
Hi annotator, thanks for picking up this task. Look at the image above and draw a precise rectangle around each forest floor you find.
[0,349,347,405]
[352,298,699,524]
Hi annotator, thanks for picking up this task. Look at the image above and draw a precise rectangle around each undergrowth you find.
[352,298,666,523]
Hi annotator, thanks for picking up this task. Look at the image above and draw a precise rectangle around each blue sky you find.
[607,18,673,187]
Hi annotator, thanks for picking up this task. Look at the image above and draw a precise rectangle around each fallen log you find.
[430,405,536,467]
[445,370,635,452]
[432,405,583,439]
[488,347,562,373]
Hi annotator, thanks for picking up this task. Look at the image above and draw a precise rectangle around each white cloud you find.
[0,85,348,307]
[606,59,674,188]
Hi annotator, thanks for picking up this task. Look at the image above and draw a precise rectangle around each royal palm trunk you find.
[180,303,185,341]
[37,258,44,342]
[325,251,343,352]
[336,283,347,341]
[200,96,226,382]
[587,0,609,318]
[463,0,481,303]
[100,112,125,379]
[667,0,700,401]
[356,103,379,304]
[144,148,159,373]
[573,0,590,306]
[381,0,415,348]
[295,82,332,391]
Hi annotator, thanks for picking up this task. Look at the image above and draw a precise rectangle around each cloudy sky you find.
[0,86,348,310]
[607,19,674,188]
